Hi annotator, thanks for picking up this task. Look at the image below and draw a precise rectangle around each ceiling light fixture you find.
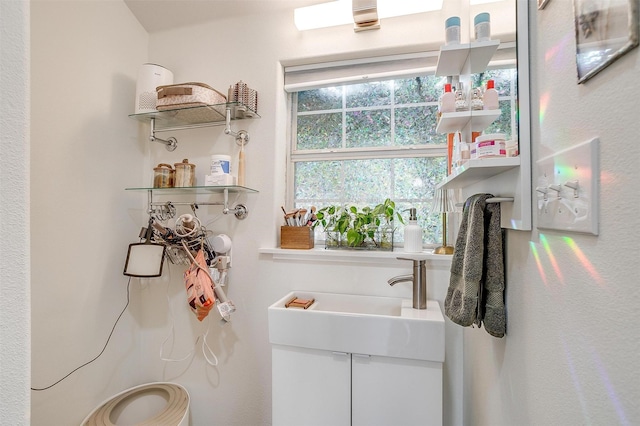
[294,0,444,32]
[352,0,380,32]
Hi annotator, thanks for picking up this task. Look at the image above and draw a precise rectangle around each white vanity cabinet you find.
[272,346,350,426]
[271,346,443,426]
[351,353,442,426]
[269,292,445,426]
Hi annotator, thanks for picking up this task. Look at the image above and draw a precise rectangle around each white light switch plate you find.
[536,138,599,235]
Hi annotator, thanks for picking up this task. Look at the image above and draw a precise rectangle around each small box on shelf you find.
[280,226,314,250]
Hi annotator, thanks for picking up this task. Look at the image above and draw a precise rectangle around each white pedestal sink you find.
[269,291,445,426]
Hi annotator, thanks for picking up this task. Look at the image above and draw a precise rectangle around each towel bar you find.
[455,197,514,207]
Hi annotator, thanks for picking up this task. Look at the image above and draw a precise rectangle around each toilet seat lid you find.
[82,382,189,426]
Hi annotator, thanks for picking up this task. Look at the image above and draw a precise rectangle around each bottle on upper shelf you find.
[474,13,491,42]
[470,87,484,110]
[445,16,460,46]
[483,79,498,110]
[439,83,455,114]
[454,83,468,112]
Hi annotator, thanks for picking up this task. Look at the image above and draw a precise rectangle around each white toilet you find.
[81,382,190,426]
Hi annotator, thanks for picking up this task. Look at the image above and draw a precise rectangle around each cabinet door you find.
[272,345,350,426]
[352,354,443,426]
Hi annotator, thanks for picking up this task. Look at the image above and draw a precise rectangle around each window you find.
[286,58,517,247]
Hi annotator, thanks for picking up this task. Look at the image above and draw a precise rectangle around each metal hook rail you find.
[148,106,252,151]
[147,188,248,220]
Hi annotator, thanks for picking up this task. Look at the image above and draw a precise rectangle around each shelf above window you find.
[437,157,520,190]
[128,102,259,131]
[125,185,258,194]
[435,40,500,77]
[436,109,500,134]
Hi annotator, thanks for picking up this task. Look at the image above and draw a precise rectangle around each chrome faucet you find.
[387,257,427,309]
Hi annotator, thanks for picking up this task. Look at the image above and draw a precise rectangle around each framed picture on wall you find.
[573,0,639,83]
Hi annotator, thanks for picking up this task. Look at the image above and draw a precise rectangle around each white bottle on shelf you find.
[403,208,423,253]
[483,79,498,110]
[439,83,455,114]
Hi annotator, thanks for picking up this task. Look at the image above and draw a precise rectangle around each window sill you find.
[258,247,453,266]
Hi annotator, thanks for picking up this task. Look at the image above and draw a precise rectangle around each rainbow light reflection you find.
[589,346,630,425]
[539,234,564,284]
[529,241,548,287]
[560,337,592,424]
[562,237,605,287]
[539,91,550,124]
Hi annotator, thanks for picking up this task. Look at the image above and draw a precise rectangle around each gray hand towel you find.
[483,200,506,338]
[444,193,506,338]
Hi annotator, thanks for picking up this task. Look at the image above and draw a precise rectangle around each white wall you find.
[462,1,640,425]
[141,7,464,426]
[23,1,640,426]
[29,1,149,424]
[0,0,30,423]
[27,2,462,425]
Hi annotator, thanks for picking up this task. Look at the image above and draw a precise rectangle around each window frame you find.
[284,53,518,248]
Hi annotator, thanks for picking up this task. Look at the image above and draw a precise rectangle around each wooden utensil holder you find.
[280,226,314,249]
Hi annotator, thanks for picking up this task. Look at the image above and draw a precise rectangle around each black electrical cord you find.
[31,277,132,391]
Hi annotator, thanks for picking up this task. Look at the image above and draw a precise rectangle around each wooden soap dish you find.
[285,296,315,309]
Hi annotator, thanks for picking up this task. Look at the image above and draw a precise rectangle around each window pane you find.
[394,157,447,199]
[294,161,342,200]
[346,110,391,148]
[486,69,514,96]
[395,106,446,145]
[290,69,515,247]
[346,81,391,107]
[484,99,513,138]
[343,159,392,202]
[296,113,342,150]
[395,76,442,104]
[298,88,342,112]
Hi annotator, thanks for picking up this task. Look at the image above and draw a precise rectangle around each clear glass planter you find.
[324,227,394,251]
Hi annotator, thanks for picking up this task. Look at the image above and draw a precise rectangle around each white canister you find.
[211,155,231,175]
[475,133,506,158]
[135,63,173,114]
[445,16,461,46]
[474,13,491,42]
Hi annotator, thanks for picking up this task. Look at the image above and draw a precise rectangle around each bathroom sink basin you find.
[268,291,444,362]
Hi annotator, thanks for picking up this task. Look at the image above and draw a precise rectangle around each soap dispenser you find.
[403,208,423,253]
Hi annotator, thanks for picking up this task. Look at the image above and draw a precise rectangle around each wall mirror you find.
[439,0,531,231]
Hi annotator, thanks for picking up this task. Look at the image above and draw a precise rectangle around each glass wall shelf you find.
[125,185,258,194]
[128,102,259,131]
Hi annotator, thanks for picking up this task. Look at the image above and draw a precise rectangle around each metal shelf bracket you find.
[224,107,249,147]
[149,118,178,151]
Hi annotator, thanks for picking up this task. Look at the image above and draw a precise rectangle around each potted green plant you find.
[314,199,403,250]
